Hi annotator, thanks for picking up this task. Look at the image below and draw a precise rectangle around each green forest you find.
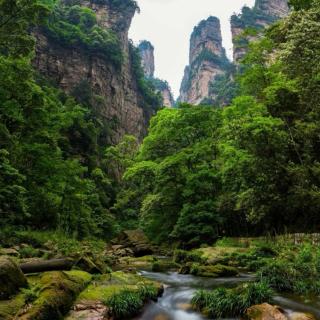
[1,0,320,319]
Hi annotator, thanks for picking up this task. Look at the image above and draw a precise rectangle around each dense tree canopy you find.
[114,1,320,247]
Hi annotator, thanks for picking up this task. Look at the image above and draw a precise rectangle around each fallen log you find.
[19,258,74,274]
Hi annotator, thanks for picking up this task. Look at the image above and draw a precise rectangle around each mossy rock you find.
[74,256,104,274]
[0,293,26,320]
[151,261,179,272]
[0,256,28,300]
[78,271,163,302]
[195,264,239,278]
[18,270,92,320]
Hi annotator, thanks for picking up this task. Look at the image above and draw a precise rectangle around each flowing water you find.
[135,270,320,320]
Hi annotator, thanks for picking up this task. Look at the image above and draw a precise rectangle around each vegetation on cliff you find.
[43,3,123,68]
[0,0,160,240]
[115,0,320,246]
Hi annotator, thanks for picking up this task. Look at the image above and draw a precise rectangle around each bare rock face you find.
[139,40,175,107]
[255,0,289,17]
[161,87,175,107]
[231,0,289,63]
[179,16,230,105]
[111,229,153,257]
[139,40,155,78]
[34,0,152,144]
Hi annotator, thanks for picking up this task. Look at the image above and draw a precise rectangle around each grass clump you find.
[105,289,143,319]
[104,284,159,319]
[256,243,320,295]
[192,281,273,318]
[21,284,41,303]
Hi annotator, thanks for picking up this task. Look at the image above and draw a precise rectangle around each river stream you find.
[135,270,320,320]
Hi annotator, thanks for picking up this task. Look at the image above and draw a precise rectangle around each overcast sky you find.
[129,0,255,98]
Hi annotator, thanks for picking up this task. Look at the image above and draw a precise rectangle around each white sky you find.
[129,0,255,98]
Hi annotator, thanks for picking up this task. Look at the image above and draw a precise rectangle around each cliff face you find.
[34,0,153,144]
[179,17,230,105]
[231,0,289,62]
[255,0,289,17]
[139,40,175,107]
[138,40,155,78]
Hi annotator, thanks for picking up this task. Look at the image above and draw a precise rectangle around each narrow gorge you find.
[2,0,320,319]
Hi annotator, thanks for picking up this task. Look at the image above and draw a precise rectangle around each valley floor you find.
[0,232,319,320]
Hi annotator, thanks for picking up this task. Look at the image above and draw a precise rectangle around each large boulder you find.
[111,230,153,257]
[246,303,288,320]
[0,256,27,300]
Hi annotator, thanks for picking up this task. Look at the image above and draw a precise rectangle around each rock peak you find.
[179,16,230,105]
[189,16,223,65]
[138,40,155,78]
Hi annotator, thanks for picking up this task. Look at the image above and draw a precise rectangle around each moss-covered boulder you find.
[196,264,239,277]
[151,261,179,272]
[0,256,27,300]
[74,256,104,274]
[0,293,26,320]
[186,263,238,277]
[18,270,92,320]
[66,271,163,319]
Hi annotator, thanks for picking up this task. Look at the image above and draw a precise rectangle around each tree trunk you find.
[19,258,74,274]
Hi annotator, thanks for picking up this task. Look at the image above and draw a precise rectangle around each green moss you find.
[194,264,239,278]
[78,271,161,302]
[151,261,179,272]
[18,271,92,320]
[0,293,25,320]
[65,270,93,283]
[0,256,28,299]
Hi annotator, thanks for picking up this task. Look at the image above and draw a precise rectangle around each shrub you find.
[173,250,205,264]
[259,256,320,295]
[44,4,123,68]
[22,284,41,303]
[19,246,41,258]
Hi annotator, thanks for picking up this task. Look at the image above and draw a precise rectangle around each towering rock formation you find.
[138,40,175,107]
[34,0,157,144]
[231,0,289,62]
[138,40,155,78]
[179,16,231,105]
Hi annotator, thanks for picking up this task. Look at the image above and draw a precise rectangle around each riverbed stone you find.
[66,301,108,320]
[154,314,170,320]
[0,256,27,300]
[246,303,288,320]
[289,312,316,320]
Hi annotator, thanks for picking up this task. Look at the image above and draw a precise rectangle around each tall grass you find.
[192,281,273,318]
[104,284,159,319]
